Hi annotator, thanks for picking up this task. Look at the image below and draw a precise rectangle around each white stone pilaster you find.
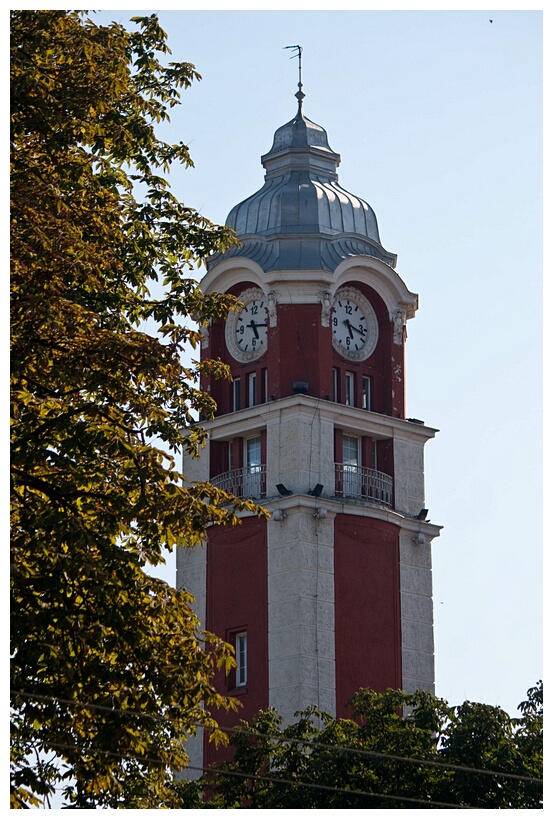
[175,539,207,777]
[267,505,336,723]
[177,440,210,777]
[399,529,435,694]
[265,404,335,497]
[264,401,338,722]
[393,434,426,517]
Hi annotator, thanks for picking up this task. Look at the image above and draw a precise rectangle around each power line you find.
[211,721,543,785]
[11,689,542,786]
[190,763,469,809]
[42,741,468,809]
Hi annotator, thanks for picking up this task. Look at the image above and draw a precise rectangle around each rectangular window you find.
[233,378,241,411]
[343,434,359,467]
[362,376,372,411]
[332,368,339,402]
[345,372,355,406]
[248,372,257,407]
[342,434,361,497]
[244,436,262,498]
[246,436,261,469]
[235,632,247,687]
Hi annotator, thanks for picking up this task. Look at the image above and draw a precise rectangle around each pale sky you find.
[87,6,543,720]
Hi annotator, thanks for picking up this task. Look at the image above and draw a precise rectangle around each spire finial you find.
[284,45,305,110]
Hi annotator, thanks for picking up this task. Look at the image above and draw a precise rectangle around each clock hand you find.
[344,319,354,339]
[350,324,366,337]
[248,320,260,339]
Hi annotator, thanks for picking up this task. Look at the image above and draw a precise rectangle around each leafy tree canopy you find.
[10,9,264,809]
[187,683,543,809]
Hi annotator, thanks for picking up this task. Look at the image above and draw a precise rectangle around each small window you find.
[246,436,261,469]
[248,372,257,407]
[235,632,247,687]
[345,372,355,406]
[343,434,359,467]
[233,378,241,411]
[362,376,372,411]
[244,436,262,499]
[342,435,361,497]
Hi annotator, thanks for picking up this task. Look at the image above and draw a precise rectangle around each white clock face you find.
[333,299,369,352]
[331,288,378,361]
[225,289,268,362]
[235,299,268,356]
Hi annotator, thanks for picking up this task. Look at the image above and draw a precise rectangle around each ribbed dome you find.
[211,105,396,272]
[226,174,381,240]
[268,110,334,154]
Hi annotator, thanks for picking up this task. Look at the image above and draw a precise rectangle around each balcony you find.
[334,463,393,508]
[211,465,267,500]
[210,464,392,507]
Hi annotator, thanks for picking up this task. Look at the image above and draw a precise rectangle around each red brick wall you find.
[202,279,405,418]
[204,516,269,767]
[334,514,402,717]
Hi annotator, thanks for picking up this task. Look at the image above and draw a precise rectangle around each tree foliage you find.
[10,10,264,808]
[189,684,543,809]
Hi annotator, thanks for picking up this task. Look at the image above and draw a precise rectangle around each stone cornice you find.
[229,492,442,543]
[203,394,439,442]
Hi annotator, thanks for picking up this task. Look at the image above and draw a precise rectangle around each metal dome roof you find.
[267,109,335,154]
[210,103,396,272]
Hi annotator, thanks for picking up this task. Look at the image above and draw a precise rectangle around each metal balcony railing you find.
[211,465,267,500]
[334,463,393,508]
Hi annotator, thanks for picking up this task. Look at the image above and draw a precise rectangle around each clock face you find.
[333,299,369,353]
[331,288,378,361]
[225,289,268,362]
[235,299,268,356]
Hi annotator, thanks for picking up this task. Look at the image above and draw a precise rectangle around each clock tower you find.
[178,90,441,771]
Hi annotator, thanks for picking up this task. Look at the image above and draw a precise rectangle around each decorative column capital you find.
[318,290,332,327]
[267,290,279,327]
[200,319,211,349]
[392,309,406,345]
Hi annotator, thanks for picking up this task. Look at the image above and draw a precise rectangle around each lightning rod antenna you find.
[284,45,304,110]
